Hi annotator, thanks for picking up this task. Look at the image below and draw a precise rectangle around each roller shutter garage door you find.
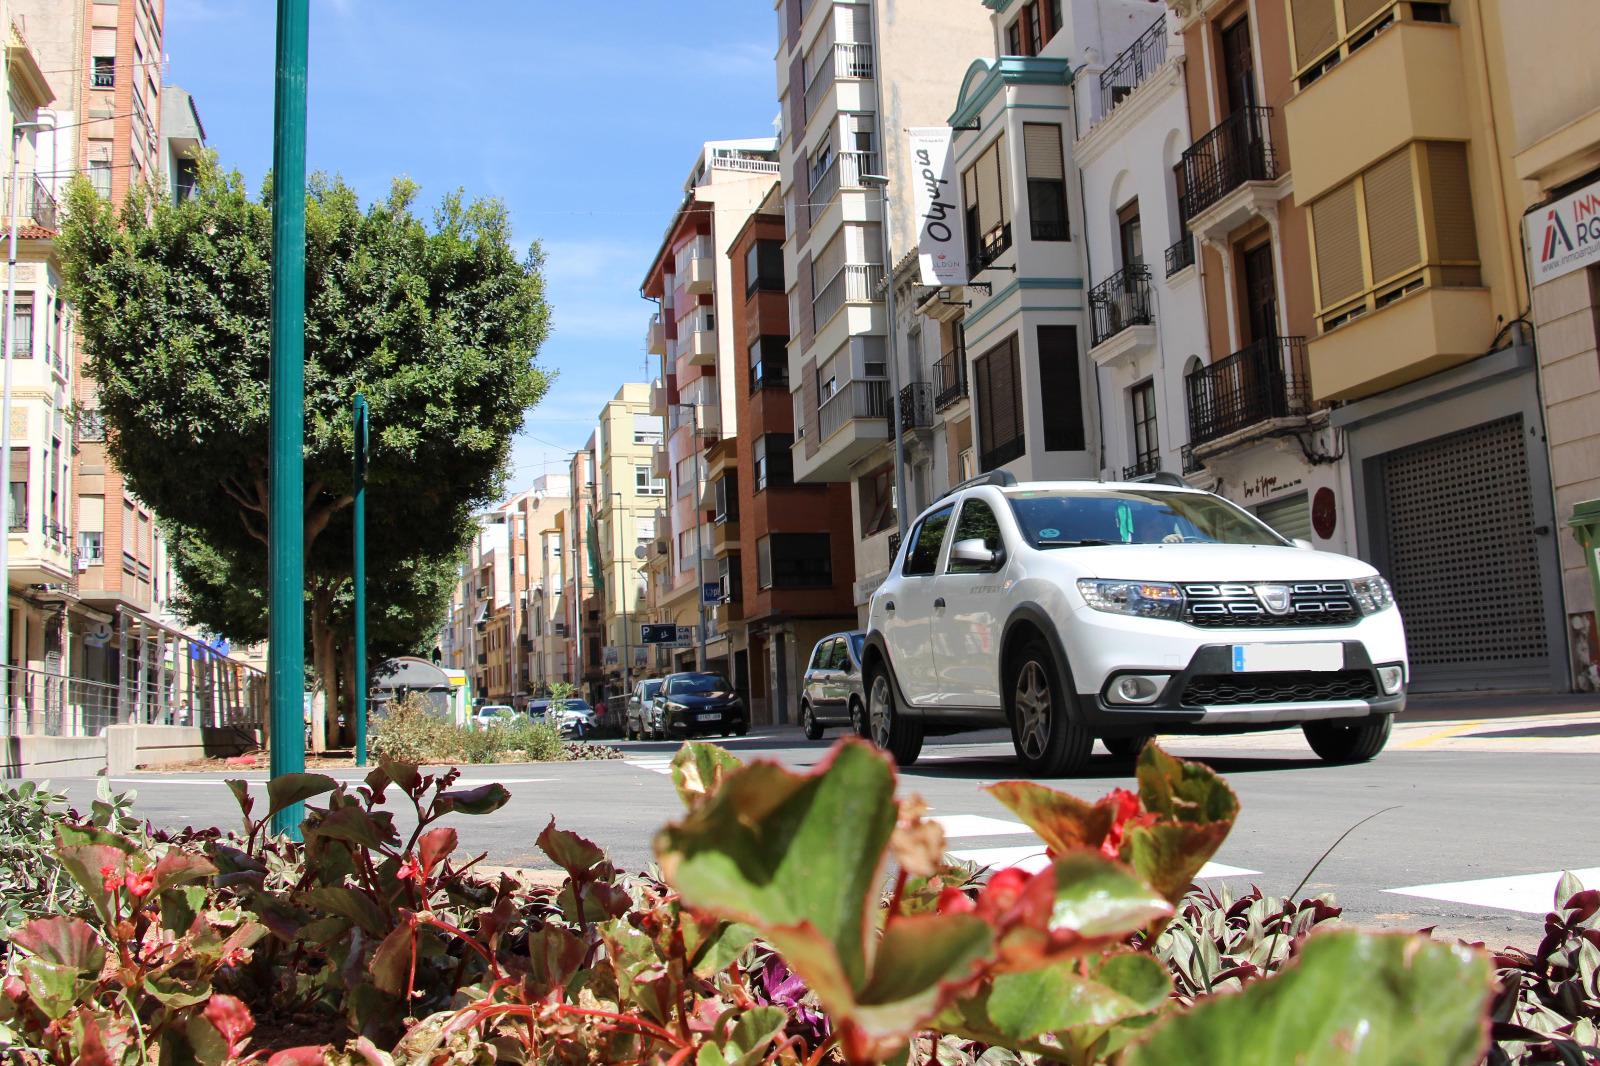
[1254,492,1311,542]
[1376,415,1552,691]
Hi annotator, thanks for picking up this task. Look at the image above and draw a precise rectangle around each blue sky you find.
[163,0,778,490]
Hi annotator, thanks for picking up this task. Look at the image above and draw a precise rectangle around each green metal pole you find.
[268,0,310,839]
[353,394,368,767]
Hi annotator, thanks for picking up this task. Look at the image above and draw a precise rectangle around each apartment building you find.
[564,444,603,698]
[641,139,782,684]
[591,383,663,697]
[160,84,202,205]
[775,0,992,622]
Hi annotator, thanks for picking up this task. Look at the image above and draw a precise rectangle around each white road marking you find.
[948,843,1257,881]
[108,777,555,786]
[624,759,676,776]
[931,814,1033,839]
[1385,867,1600,915]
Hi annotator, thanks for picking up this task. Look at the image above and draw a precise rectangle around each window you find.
[714,473,739,523]
[6,295,32,358]
[1024,125,1069,241]
[1037,325,1085,453]
[749,336,789,390]
[948,500,1004,574]
[633,413,663,445]
[675,456,695,498]
[903,505,954,577]
[757,533,832,589]
[1309,141,1479,331]
[79,531,104,564]
[753,433,794,491]
[7,449,26,531]
[1004,1,1060,56]
[745,239,785,295]
[962,135,1011,273]
[718,556,742,602]
[91,28,116,87]
[974,335,1025,470]
[1118,200,1144,267]
[857,464,896,538]
[1288,0,1448,87]
[1131,380,1159,472]
[635,464,665,496]
[88,158,113,198]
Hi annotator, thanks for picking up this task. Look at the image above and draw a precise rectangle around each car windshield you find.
[669,674,732,695]
[1006,489,1285,548]
[641,681,663,699]
[554,699,591,712]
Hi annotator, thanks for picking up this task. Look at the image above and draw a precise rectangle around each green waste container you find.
[1570,499,1600,623]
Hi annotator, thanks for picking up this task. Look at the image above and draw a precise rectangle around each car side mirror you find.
[950,538,1000,567]
[1292,538,1314,550]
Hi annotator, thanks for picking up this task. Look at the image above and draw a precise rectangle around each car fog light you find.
[1377,665,1405,695]
[1106,674,1167,706]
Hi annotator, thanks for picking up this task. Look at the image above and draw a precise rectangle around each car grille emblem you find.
[1254,584,1294,615]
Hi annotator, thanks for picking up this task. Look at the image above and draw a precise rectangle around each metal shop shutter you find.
[1254,492,1311,542]
[1377,415,1551,690]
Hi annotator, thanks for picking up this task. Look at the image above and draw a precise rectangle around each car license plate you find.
[1231,643,1343,673]
[696,713,722,723]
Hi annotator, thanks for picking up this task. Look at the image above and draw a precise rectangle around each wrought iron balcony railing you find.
[1089,264,1154,347]
[933,346,968,410]
[1122,455,1163,481]
[1165,235,1196,276]
[1097,15,1168,123]
[1185,336,1310,447]
[893,382,934,435]
[1180,106,1276,222]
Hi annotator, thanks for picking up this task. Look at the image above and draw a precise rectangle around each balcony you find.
[1088,265,1156,367]
[893,382,934,436]
[712,518,740,557]
[812,263,883,333]
[1095,14,1169,125]
[795,378,892,483]
[691,403,722,441]
[804,42,874,125]
[808,149,877,216]
[686,253,715,295]
[933,346,968,410]
[7,516,75,585]
[686,328,718,367]
[646,313,666,355]
[972,223,1013,274]
[1165,235,1195,277]
[26,176,57,231]
[1186,336,1311,451]
[1122,455,1163,481]
[1180,106,1278,236]
[1307,285,1493,402]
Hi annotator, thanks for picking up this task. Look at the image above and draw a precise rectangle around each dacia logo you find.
[1254,584,1294,615]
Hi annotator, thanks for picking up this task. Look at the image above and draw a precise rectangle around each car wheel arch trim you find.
[860,632,925,720]
[1000,602,1081,726]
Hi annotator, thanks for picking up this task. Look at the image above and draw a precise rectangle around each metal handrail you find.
[1097,15,1169,123]
[29,175,58,230]
[894,382,934,434]
[1180,106,1276,222]
[818,378,889,442]
[812,262,883,331]
[934,347,968,410]
[1089,264,1154,346]
[1185,336,1310,447]
[1165,235,1196,276]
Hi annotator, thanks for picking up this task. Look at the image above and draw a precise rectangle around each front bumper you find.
[667,706,747,733]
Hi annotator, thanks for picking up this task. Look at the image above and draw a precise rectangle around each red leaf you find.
[75,1012,113,1066]
[536,820,608,881]
[10,916,106,973]
[416,827,457,879]
[203,994,255,1050]
[266,1047,329,1066]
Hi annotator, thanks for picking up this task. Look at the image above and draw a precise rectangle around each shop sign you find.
[1528,177,1600,285]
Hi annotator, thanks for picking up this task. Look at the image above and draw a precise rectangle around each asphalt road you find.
[56,717,1600,950]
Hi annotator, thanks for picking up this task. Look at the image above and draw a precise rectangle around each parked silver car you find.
[799,632,867,741]
[624,678,666,740]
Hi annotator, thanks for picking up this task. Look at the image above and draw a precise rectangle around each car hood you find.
[1050,543,1377,582]
[666,692,740,708]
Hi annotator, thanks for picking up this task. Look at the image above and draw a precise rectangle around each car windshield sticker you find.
[1040,527,1061,540]
[1117,503,1135,543]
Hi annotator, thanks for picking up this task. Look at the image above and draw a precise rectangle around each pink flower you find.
[1100,788,1154,859]
[937,886,977,916]
[123,869,156,899]
[396,859,423,884]
[100,864,121,895]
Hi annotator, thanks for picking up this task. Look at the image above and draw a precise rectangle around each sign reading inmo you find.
[910,127,968,286]
[1528,177,1600,285]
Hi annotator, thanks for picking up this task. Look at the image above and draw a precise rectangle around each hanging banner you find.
[1527,177,1600,285]
[909,127,968,286]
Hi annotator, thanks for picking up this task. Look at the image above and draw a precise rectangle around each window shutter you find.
[1024,124,1063,181]
[1342,0,1388,31]
[9,447,28,483]
[814,230,846,287]
[1427,141,1479,263]
[1363,148,1420,284]
[978,141,1004,233]
[800,358,821,458]
[997,339,1021,451]
[848,5,871,44]
[1312,182,1364,308]
[794,252,815,354]
[91,28,116,56]
[1289,0,1338,68]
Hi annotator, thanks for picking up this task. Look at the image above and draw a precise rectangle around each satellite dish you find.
[634,545,647,560]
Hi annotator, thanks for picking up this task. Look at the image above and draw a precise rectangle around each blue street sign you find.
[702,581,722,606]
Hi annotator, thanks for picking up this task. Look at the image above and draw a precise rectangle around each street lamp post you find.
[1,119,50,730]
[352,394,368,766]
[268,0,310,839]
[861,174,910,540]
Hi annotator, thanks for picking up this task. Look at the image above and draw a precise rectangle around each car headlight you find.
[1076,579,1185,620]
[666,701,688,713]
[1351,575,1395,615]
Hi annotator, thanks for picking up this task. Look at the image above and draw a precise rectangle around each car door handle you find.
[934,597,946,610]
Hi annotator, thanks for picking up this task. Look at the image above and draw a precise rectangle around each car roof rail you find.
[935,470,1017,506]
[1128,470,1189,488]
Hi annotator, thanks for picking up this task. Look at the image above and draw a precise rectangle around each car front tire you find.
[1102,734,1151,760]
[800,701,824,741]
[849,697,868,740]
[1303,714,1392,764]
[866,663,923,767]
[1008,640,1092,777]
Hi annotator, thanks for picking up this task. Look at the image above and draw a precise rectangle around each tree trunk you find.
[310,583,340,753]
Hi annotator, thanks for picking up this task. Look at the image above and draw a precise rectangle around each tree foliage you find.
[58,162,552,740]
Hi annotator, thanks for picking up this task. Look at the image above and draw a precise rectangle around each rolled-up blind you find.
[91,28,116,58]
[1364,147,1420,284]
[1312,182,1364,307]
[1024,124,1064,181]
[1427,141,1478,263]
[1290,0,1338,67]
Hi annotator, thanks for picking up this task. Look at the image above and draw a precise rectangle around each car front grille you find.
[1182,581,1361,628]
[1181,670,1378,706]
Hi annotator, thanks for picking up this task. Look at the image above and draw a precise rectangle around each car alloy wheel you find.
[801,702,824,741]
[1014,661,1052,762]
[869,675,894,750]
[867,667,923,766]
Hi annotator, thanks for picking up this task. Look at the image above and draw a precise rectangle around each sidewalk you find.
[1399,690,1600,723]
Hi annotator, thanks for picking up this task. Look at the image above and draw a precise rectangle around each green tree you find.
[59,163,552,746]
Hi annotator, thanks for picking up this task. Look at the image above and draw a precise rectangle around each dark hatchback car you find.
[661,672,748,738]
[800,631,867,740]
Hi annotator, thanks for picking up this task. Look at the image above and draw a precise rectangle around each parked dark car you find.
[799,631,867,740]
[661,672,748,738]
[625,678,666,740]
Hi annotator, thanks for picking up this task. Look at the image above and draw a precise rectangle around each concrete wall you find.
[1,723,258,779]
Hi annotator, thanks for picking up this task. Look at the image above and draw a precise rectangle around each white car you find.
[861,472,1408,775]
[472,704,517,730]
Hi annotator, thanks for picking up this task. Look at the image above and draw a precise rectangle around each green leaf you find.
[146,975,213,1009]
[671,742,743,809]
[686,921,759,978]
[852,913,993,1032]
[985,780,1113,853]
[536,820,607,880]
[9,916,106,973]
[303,887,390,938]
[436,782,510,816]
[1122,931,1492,1066]
[224,779,254,827]
[369,920,418,997]
[311,806,400,851]
[1128,745,1239,902]
[150,850,217,897]
[1042,853,1172,940]
[722,1006,789,1065]
[54,841,127,915]
[19,958,81,1020]
[161,885,209,934]
[655,740,899,991]
[265,773,340,821]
